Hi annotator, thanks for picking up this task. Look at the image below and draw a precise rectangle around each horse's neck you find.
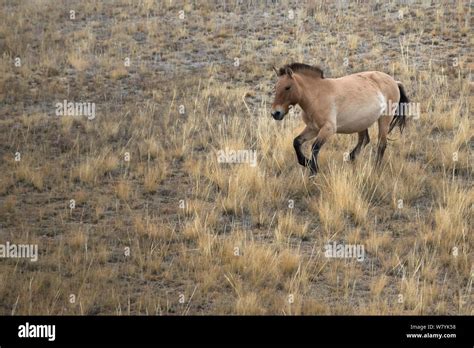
[296,75,324,113]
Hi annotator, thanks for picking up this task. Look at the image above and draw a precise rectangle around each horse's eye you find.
[285,86,291,90]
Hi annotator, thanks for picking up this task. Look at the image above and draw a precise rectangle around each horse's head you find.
[271,66,300,121]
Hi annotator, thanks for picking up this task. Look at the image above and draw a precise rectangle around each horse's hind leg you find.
[349,129,370,161]
[376,116,391,166]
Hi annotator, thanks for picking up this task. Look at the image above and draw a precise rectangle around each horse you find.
[270,63,409,176]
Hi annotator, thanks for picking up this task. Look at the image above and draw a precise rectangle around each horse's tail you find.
[389,82,409,134]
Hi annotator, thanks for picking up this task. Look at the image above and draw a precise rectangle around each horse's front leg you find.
[309,123,335,176]
[293,126,318,168]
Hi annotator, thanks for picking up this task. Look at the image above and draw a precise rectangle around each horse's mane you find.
[278,63,324,79]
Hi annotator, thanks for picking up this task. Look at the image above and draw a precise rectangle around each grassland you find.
[0,0,472,315]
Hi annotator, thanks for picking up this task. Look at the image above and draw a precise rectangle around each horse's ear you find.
[272,66,278,76]
[285,67,294,78]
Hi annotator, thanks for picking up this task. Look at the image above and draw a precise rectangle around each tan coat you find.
[271,63,408,175]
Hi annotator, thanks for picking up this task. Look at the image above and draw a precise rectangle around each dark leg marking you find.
[375,141,387,166]
[309,139,325,174]
[293,137,310,168]
[349,130,370,161]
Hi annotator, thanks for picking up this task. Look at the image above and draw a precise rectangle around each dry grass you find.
[0,0,471,315]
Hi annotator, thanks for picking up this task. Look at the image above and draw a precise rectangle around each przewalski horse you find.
[271,63,409,176]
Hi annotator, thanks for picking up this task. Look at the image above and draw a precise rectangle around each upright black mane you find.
[278,63,324,79]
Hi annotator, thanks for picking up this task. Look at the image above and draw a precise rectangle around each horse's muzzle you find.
[271,110,284,120]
